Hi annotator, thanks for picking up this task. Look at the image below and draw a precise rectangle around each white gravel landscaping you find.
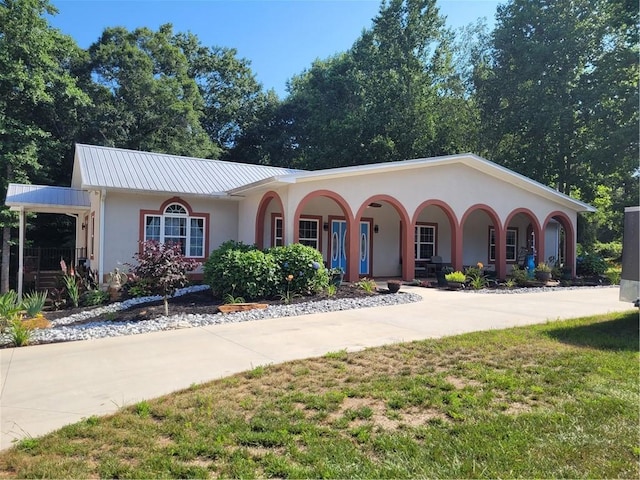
[0,284,423,348]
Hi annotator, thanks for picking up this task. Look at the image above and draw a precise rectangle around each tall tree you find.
[232,0,480,169]
[0,0,89,292]
[83,24,219,158]
[475,0,638,241]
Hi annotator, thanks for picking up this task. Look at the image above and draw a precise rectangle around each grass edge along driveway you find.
[0,310,638,479]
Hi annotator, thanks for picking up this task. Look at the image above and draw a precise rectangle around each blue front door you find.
[359,221,370,276]
[330,220,347,272]
[331,220,371,276]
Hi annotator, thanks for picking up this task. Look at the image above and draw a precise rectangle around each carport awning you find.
[5,183,90,214]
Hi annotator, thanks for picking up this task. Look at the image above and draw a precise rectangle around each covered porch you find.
[5,183,90,299]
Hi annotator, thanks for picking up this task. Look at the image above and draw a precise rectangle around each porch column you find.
[402,221,414,281]
[346,217,359,282]
[453,223,463,272]
[496,225,506,280]
[17,207,24,301]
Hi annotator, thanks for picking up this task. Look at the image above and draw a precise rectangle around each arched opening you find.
[354,195,411,280]
[460,204,503,278]
[293,190,353,277]
[543,211,575,276]
[504,208,542,275]
[411,200,459,281]
[255,191,284,250]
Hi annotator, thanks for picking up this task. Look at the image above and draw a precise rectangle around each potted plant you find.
[387,279,401,293]
[534,262,552,282]
[444,270,466,290]
[329,267,344,287]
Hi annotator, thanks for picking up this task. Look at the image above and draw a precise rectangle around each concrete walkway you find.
[0,286,631,450]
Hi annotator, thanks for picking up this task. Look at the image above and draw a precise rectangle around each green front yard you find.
[1,310,638,478]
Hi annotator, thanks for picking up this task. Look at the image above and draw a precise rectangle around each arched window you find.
[143,202,205,258]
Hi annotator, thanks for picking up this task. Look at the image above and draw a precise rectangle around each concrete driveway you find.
[0,286,631,450]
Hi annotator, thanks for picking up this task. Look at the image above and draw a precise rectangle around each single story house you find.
[6,144,595,297]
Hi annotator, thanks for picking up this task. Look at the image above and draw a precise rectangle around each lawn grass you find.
[0,310,638,479]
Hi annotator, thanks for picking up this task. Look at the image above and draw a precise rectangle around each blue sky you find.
[49,0,502,98]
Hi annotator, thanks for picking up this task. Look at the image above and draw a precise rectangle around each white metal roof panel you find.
[75,144,302,195]
[5,183,90,209]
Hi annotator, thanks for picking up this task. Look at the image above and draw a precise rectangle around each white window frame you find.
[414,224,436,260]
[298,218,319,250]
[144,203,206,258]
[489,227,518,263]
[273,215,283,247]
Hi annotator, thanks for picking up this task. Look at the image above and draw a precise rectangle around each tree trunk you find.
[1,225,11,293]
[163,296,169,316]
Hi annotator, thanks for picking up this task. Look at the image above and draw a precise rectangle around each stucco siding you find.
[101,193,238,277]
[287,163,574,228]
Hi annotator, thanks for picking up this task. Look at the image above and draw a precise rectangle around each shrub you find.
[356,277,377,293]
[576,253,608,276]
[204,242,329,300]
[0,290,22,333]
[509,265,530,286]
[445,271,466,283]
[80,289,110,307]
[123,278,154,298]
[9,319,32,347]
[130,241,199,315]
[464,263,487,290]
[205,248,277,300]
[269,243,328,296]
[594,241,623,261]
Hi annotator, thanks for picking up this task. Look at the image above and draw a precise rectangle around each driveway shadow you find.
[545,311,639,351]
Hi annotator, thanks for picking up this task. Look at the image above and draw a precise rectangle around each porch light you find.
[81,222,87,230]
[374,224,379,234]
[323,222,329,231]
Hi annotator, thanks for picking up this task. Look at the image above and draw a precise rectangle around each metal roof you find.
[75,144,302,195]
[5,183,90,212]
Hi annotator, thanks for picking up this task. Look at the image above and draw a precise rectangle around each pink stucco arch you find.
[460,204,504,278]
[255,191,285,250]
[543,211,576,274]
[504,207,543,264]
[355,195,412,281]
[293,189,354,276]
[412,199,460,271]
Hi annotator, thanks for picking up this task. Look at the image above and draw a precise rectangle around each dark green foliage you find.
[203,242,329,300]
[576,253,608,277]
[79,289,109,307]
[268,243,328,296]
[204,247,277,300]
[122,278,154,299]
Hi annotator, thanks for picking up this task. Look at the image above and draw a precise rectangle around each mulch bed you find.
[44,284,379,326]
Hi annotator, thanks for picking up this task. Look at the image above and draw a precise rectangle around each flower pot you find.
[535,271,551,282]
[447,281,465,290]
[387,281,401,293]
[331,273,344,287]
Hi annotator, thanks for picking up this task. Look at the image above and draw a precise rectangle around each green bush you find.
[594,241,623,261]
[509,265,530,286]
[204,242,329,300]
[268,243,328,296]
[576,252,608,276]
[80,289,110,307]
[205,248,277,300]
